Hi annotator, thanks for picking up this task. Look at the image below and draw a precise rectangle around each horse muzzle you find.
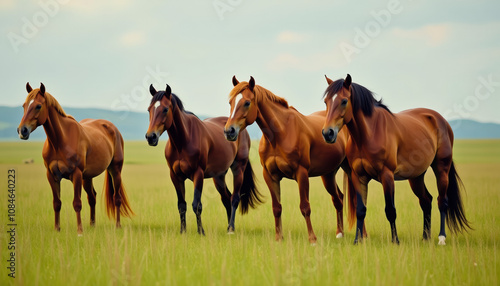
[224,126,239,141]
[322,127,338,144]
[145,132,159,146]
[17,126,31,140]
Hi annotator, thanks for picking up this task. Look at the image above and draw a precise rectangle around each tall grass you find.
[0,140,498,285]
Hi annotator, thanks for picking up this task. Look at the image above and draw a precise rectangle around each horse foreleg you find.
[83,179,97,226]
[321,172,344,238]
[381,169,399,244]
[192,168,205,236]
[263,170,282,241]
[71,170,84,236]
[296,167,316,244]
[47,171,61,231]
[170,171,187,234]
[353,173,369,244]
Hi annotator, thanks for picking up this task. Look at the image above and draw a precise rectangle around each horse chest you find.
[264,156,296,179]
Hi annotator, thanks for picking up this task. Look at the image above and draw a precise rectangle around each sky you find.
[1,0,499,124]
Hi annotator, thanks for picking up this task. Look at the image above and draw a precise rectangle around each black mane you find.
[151,91,196,117]
[324,78,392,116]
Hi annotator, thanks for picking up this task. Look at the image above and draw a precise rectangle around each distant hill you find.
[2,106,499,140]
[0,106,262,141]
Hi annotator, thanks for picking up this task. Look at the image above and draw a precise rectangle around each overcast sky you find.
[1,0,499,124]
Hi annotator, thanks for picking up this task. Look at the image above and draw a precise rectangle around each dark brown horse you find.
[322,74,471,245]
[18,83,133,235]
[145,84,262,234]
[224,76,352,243]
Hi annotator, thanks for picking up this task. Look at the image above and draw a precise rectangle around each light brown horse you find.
[17,83,133,235]
[224,76,351,243]
[145,84,262,235]
[322,74,471,245]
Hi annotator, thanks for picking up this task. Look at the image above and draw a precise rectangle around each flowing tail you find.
[346,171,356,229]
[239,161,264,214]
[446,161,472,233]
[104,170,134,219]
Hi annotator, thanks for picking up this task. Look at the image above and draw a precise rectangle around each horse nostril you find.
[21,127,28,136]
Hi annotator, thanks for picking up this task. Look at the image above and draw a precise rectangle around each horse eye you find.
[243,101,251,108]
[35,105,42,110]
[163,107,169,113]
[340,99,348,107]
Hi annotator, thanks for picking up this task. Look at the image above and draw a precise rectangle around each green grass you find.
[0,140,499,285]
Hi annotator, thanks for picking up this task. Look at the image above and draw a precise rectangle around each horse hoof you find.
[438,235,446,245]
[336,233,344,239]
[78,233,83,237]
[227,231,235,235]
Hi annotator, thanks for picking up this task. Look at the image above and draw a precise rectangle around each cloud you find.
[119,30,146,47]
[276,31,307,43]
[267,51,348,72]
[64,0,132,13]
[391,24,451,46]
[0,0,15,11]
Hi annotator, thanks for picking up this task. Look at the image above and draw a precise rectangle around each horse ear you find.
[232,76,239,86]
[165,84,172,99]
[325,75,333,85]
[26,82,32,93]
[40,83,45,96]
[343,74,352,89]
[149,84,157,96]
[248,76,255,92]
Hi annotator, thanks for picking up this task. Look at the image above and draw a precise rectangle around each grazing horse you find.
[145,84,262,234]
[224,76,351,243]
[17,83,133,235]
[322,74,471,245]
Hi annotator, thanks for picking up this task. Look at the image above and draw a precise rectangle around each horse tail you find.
[446,161,472,233]
[104,170,116,219]
[346,171,356,230]
[104,170,134,219]
[239,161,264,214]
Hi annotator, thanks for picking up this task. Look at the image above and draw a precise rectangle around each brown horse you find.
[322,74,471,245]
[145,84,262,235]
[224,76,351,243]
[17,83,133,235]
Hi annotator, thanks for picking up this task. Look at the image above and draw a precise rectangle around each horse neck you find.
[42,106,73,148]
[345,108,374,149]
[165,107,190,151]
[255,97,289,143]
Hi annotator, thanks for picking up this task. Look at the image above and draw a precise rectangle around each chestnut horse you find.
[322,74,471,245]
[145,84,262,235]
[17,83,133,235]
[224,76,352,243]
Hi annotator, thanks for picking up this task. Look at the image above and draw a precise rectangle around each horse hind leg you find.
[83,178,97,226]
[321,172,344,238]
[409,173,433,240]
[432,158,451,245]
[108,165,124,228]
[213,174,233,233]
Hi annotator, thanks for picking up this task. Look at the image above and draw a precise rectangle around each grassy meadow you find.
[0,139,499,285]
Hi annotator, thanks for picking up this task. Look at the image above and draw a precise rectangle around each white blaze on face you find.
[231,93,243,119]
[27,99,34,109]
[331,94,338,106]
